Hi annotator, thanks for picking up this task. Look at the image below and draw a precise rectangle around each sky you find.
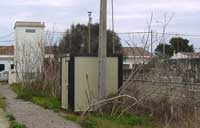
[0,0,200,49]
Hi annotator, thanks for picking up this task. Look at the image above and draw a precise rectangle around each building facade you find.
[0,46,14,72]
[122,47,152,80]
[14,21,45,80]
[122,47,152,69]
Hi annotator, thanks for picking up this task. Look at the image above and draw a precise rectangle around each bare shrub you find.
[15,30,60,97]
[82,13,200,127]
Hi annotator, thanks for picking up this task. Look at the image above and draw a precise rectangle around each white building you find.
[0,45,55,83]
[122,47,152,69]
[14,21,45,80]
[0,46,15,83]
[0,46,14,72]
[171,52,200,59]
[0,21,58,83]
[122,47,152,80]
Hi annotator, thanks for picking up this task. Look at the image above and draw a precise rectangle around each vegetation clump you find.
[11,83,160,128]
[10,83,60,111]
[62,113,160,128]
[7,114,26,128]
[0,96,6,109]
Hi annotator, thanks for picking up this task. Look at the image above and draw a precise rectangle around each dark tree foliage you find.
[155,44,173,57]
[155,37,194,57]
[169,37,194,53]
[59,23,122,56]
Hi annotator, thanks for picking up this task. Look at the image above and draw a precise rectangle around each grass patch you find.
[11,83,160,128]
[62,113,160,128]
[32,96,60,110]
[0,95,6,109]
[7,114,26,128]
[10,83,60,111]
[9,121,26,128]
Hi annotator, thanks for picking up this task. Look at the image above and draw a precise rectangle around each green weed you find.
[63,113,160,128]
[0,97,6,109]
[10,83,160,128]
[9,121,26,128]
[7,114,26,128]
[10,83,60,111]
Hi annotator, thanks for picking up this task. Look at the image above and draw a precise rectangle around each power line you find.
[0,40,15,42]
[0,32,14,39]
[117,32,150,35]
[50,31,200,37]
[117,31,200,37]
[45,30,66,33]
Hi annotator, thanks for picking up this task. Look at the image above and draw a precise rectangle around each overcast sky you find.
[0,0,200,49]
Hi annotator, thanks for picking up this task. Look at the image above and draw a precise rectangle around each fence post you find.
[194,106,198,128]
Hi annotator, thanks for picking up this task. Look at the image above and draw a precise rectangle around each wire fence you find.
[1,31,200,47]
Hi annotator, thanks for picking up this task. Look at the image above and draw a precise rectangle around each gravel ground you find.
[0,84,80,128]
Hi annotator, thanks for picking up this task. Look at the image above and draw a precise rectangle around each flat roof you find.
[14,21,45,29]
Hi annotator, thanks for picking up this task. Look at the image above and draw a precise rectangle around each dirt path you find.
[0,85,80,128]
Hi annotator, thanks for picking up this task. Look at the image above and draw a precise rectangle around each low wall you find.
[126,80,200,101]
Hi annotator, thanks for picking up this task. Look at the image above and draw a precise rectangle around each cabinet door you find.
[61,57,69,109]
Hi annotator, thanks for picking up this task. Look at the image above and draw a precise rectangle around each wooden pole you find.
[151,30,153,58]
[88,12,92,54]
[111,0,115,54]
[98,0,107,100]
[194,106,198,128]
[162,33,165,58]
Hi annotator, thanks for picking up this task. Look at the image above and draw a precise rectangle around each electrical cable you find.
[0,32,14,39]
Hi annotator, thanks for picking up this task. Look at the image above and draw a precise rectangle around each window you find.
[11,64,14,69]
[0,64,5,71]
[25,29,36,33]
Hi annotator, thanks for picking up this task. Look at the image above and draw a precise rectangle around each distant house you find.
[0,45,55,83]
[0,45,54,72]
[122,47,152,69]
[0,46,14,72]
[122,47,152,80]
[171,52,200,59]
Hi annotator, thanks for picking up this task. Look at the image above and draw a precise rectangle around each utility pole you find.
[150,30,153,58]
[111,0,115,54]
[88,11,92,54]
[163,43,165,58]
[98,0,107,100]
[162,37,165,58]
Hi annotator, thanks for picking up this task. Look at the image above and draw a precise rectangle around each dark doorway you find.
[11,64,14,69]
[0,64,5,71]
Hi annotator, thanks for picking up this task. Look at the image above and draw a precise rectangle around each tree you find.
[59,23,122,55]
[155,37,194,58]
[155,44,173,57]
[169,37,194,53]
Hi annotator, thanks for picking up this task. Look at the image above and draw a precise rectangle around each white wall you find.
[0,56,16,84]
[15,25,45,80]
[171,53,188,59]
[123,56,151,69]
[9,70,16,84]
[74,57,119,111]
[15,26,44,47]
[0,57,14,71]
[15,26,45,58]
